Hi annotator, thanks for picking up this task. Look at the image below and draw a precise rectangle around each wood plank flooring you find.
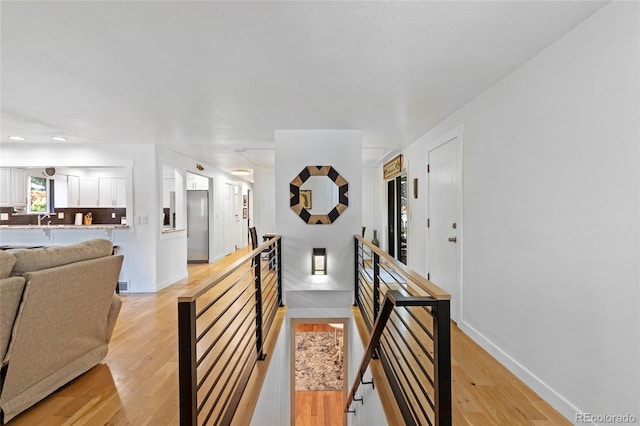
[295,391,343,426]
[6,247,570,425]
[6,248,253,426]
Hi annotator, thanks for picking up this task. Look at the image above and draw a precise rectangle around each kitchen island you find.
[0,224,131,246]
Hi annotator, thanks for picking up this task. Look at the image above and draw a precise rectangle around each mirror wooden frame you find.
[290,165,348,224]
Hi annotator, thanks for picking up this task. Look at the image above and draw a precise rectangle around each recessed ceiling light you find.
[51,136,67,141]
[231,169,251,176]
[8,136,25,141]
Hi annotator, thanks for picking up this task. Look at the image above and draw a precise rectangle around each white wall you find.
[275,130,362,305]
[253,167,276,238]
[403,2,639,420]
[361,167,381,242]
[347,314,387,426]
[250,316,290,426]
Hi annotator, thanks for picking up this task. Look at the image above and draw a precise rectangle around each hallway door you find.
[224,182,234,255]
[233,185,243,249]
[428,130,462,322]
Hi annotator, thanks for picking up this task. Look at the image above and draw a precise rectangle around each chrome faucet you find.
[37,213,51,226]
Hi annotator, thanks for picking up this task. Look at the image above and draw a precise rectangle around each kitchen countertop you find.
[0,224,130,229]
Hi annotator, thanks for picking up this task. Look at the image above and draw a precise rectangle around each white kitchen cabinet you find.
[0,168,27,207]
[67,175,80,207]
[0,168,11,206]
[11,169,27,207]
[98,177,126,206]
[114,178,126,206]
[79,178,98,206]
[186,176,208,190]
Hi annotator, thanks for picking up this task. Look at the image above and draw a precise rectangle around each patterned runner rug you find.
[295,331,343,391]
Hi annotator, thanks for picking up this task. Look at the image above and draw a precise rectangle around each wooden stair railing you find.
[349,235,452,426]
[178,236,282,426]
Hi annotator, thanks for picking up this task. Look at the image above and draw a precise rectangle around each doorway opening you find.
[290,318,348,426]
[387,174,408,265]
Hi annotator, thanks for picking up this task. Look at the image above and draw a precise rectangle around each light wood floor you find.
[295,391,343,426]
[6,247,570,425]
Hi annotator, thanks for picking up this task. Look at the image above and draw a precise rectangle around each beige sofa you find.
[0,239,123,423]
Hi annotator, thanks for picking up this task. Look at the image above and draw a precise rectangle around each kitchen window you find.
[28,176,50,213]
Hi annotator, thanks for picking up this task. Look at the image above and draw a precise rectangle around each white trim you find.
[156,270,188,291]
[459,320,578,422]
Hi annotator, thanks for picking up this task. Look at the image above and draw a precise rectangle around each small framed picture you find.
[300,190,312,209]
[242,207,247,219]
[243,195,247,206]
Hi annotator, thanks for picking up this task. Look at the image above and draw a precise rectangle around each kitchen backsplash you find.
[0,207,127,226]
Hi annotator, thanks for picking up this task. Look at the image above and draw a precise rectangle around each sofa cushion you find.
[8,239,113,275]
[0,250,17,278]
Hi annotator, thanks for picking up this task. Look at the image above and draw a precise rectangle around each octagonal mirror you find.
[290,165,348,224]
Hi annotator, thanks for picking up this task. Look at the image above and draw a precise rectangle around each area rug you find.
[295,331,343,391]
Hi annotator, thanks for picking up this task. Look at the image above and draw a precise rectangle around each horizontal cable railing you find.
[178,236,282,426]
[348,235,451,426]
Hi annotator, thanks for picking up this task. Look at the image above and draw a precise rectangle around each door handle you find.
[448,237,457,243]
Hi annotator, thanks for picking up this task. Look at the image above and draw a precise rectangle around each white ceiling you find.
[1,1,607,175]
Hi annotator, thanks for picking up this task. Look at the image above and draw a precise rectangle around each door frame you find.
[386,179,396,257]
[426,125,464,323]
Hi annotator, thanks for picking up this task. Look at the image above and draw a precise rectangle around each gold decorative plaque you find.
[383,154,403,179]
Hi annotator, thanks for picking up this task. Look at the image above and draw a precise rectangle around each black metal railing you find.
[178,236,282,425]
[348,235,451,426]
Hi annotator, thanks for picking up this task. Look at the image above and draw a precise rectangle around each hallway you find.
[7,247,569,425]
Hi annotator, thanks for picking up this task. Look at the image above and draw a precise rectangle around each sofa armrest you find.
[106,294,123,342]
[0,277,26,365]
[1,254,124,401]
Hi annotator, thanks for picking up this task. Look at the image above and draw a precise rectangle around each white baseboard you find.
[157,271,188,291]
[458,320,582,423]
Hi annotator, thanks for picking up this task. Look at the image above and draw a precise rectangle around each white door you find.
[233,185,243,249]
[223,182,234,255]
[428,133,461,322]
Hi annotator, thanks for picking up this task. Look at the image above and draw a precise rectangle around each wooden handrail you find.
[352,235,452,425]
[354,235,450,301]
[178,235,282,425]
[346,290,437,422]
[179,236,280,303]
